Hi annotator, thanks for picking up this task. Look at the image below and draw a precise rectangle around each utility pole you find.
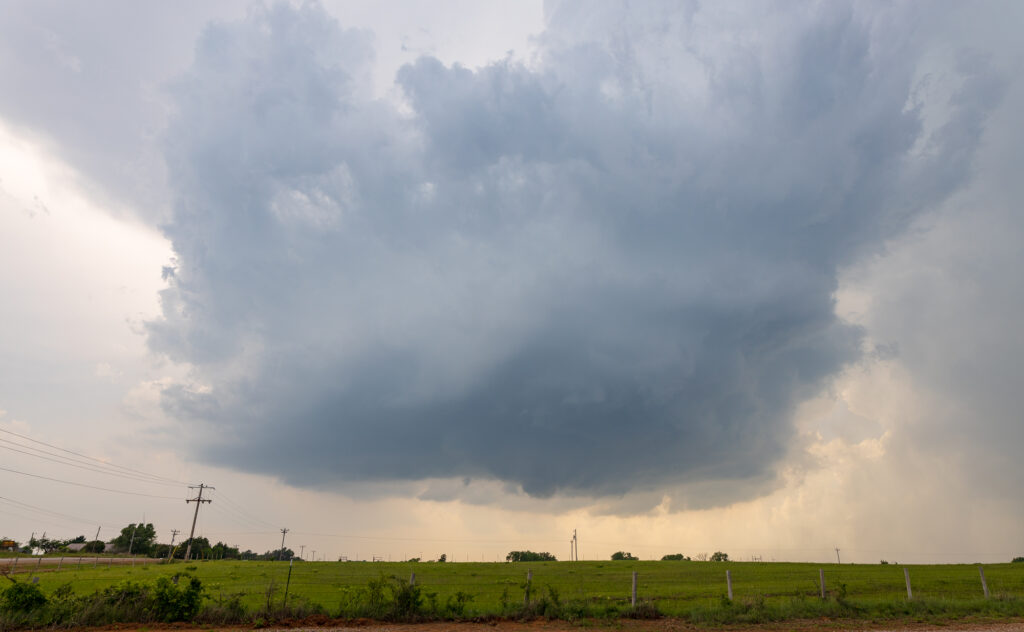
[167,529,180,561]
[128,523,138,555]
[184,484,213,561]
[573,529,578,561]
[299,544,306,560]
[278,528,289,561]
[834,547,841,564]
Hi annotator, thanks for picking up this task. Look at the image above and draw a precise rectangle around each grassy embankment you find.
[4,559,1024,625]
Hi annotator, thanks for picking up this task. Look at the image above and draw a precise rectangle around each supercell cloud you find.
[148,1,1000,505]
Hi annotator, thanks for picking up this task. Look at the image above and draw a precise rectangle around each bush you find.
[661,553,690,561]
[152,575,203,621]
[1012,556,1024,563]
[338,574,428,621]
[710,551,729,562]
[0,582,47,613]
[611,551,638,561]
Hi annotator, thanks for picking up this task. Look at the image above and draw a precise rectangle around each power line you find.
[0,464,184,499]
[0,495,113,529]
[0,435,184,486]
[206,498,275,533]
[0,427,188,485]
[211,490,279,530]
[0,440,186,487]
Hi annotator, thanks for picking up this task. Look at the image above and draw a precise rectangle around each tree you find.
[211,541,240,559]
[111,523,157,555]
[437,553,447,563]
[661,553,690,561]
[82,540,105,553]
[506,551,557,562]
[29,534,65,553]
[611,551,638,561]
[1012,556,1024,563]
[710,551,729,562]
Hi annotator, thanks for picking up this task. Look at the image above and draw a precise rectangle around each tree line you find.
[1,524,297,560]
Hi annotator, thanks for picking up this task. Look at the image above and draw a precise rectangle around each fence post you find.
[78,556,82,568]
[35,556,42,570]
[12,556,18,571]
[410,572,416,586]
[282,558,293,608]
[57,556,63,571]
[904,568,912,600]
[819,568,826,599]
[726,570,733,600]
[632,571,638,607]
[979,566,990,599]
[524,570,532,605]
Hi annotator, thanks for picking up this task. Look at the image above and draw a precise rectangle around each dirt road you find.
[0,555,155,573]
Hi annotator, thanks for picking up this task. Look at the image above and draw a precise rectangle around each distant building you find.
[1,539,16,551]
[66,542,88,552]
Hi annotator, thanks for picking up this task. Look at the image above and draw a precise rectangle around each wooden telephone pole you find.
[184,484,213,561]
[167,529,180,560]
[278,528,290,561]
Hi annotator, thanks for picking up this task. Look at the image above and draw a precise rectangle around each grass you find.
[5,559,1024,624]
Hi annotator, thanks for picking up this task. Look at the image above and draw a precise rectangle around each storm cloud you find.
[148,1,1000,505]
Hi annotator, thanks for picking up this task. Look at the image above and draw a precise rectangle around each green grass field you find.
[10,558,1024,621]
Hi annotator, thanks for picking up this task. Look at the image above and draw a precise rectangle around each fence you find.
[2,559,1023,617]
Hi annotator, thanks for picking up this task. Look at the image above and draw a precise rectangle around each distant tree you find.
[661,553,690,561]
[880,560,889,565]
[437,553,447,563]
[260,547,294,561]
[407,557,421,563]
[506,551,558,562]
[210,541,240,559]
[1012,556,1024,563]
[151,543,172,559]
[611,551,638,561]
[173,536,213,559]
[29,534,65,553]
[111,523,157,555]
[82,540,105,553]
[710,551,729,562]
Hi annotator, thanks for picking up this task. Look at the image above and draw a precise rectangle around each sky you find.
[0,0,1022,564]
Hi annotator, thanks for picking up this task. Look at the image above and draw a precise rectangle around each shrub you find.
[611,551,638,561]
[710,551,729,562]
[1012,556,1024,563]
[0,582,47,613]
[661,553,690,561]
[152,575,203,621]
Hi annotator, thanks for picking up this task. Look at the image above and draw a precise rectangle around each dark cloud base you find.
[149,1,999,507]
